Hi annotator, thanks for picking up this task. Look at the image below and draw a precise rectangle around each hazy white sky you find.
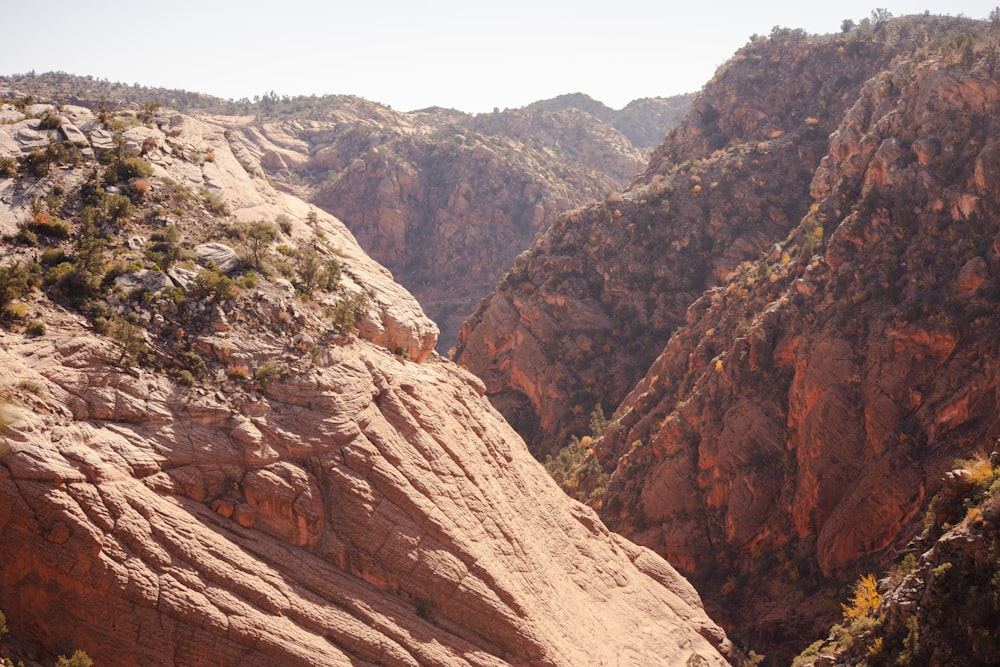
[4,1,998,112]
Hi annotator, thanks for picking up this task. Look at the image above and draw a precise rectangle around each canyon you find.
[457,14,1000,661]
[4,11,1000,667]
[0,97,732,664]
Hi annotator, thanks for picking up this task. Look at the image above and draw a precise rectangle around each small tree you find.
[328,291,368,334]
[0,263,39,318]
[842,572,882,620]
[189,268,237,303]
[106,316,148,365]
[231,220,277,270]
[296,247,341,295]
[871,8,892,29]
[589,405,608,438]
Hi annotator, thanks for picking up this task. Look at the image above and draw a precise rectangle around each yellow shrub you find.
[842,573,882,620]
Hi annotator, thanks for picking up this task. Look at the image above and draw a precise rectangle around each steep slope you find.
[793,450,1000,666]
[456,14,1000,660]
[231,102,647,349]
[0,96,734,664]
[455,22,904,454]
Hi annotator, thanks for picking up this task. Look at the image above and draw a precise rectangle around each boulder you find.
[194,242,241,273]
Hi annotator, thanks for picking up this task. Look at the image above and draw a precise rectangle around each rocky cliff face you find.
[794,452,1000,666]
[227,99,653,349]
[0,96,734,665]
[455,23,900,454]
[0,77,686,353]
[456,14,1000,660]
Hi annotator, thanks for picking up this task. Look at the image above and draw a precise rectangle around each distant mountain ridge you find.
[0,74,693,348]
[527,92,696,150]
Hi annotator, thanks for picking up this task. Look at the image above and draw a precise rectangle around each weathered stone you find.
[0,94,732,666]
[194,242,241,273]
[113,269,172,294]
[955,256,988,296]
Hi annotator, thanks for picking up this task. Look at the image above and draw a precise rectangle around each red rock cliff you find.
[457,14,1000,660]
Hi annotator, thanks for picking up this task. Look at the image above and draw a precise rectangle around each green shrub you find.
[328,291,368,334]
[200,189,230,216]
[0,156,16,177]
[236,272,258,289]
[175,369,196,387]
[25,320,46,336]
[0,607,7,642]
[275,214,293,235]
[253,359,286,386]
[55,650,93,667]
[145,225,190,270]
[296,247,341,295]
[0,262,39,318]
[21,139,78,177]
[44,261,100,304]
[180,349,207,379]
[31,216,72,238]
[188,267,237,303]
[104,193,134,222]
[13,221,38,246]
[40,248,68,265]
[37,110,62,130]
[104,156,151,184]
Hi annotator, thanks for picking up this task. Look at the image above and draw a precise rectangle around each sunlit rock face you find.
[0,96,733,666]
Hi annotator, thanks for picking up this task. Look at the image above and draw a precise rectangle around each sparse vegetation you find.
[189,267,237,303]
[295,246,341,295]
[106,315,148,365]
[841,573,882,621]
[327,291,368,334]
[200,188,230,215]
[253,359,286,386]
[55,650,93,667]
[229,219,277,270]
[0,263,39,320]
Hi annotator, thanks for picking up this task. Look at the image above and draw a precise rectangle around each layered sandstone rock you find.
[457,14,1000,660]
[0,331,732,666]
[0,97,733,665]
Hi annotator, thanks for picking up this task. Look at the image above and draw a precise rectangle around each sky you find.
[4,1,999,113]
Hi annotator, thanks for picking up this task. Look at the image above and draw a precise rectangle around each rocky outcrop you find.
[0,331,732,666]
[457,14,1000,661]
[455,23,900,454]
[0,96,733,665]
[794,454,1000,667]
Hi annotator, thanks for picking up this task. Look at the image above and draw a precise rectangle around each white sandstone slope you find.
[0,98,733,666]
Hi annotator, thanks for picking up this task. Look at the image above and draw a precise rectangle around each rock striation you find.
[0,96,733,664]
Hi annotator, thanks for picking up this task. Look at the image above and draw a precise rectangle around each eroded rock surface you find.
[0,93,732,665]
